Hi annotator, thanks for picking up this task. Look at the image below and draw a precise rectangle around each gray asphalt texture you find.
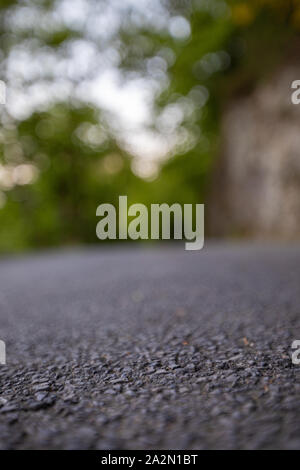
[0,243,299,450]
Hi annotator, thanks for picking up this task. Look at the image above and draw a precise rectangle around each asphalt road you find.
[0,243,299,450]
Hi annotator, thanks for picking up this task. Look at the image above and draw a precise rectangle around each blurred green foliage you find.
[0,103,141,250]
[0,0,299,252]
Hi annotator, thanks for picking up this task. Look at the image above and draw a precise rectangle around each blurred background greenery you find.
[0,0,299,252]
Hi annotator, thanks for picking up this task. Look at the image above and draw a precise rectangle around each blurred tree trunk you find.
[208,55,300,240]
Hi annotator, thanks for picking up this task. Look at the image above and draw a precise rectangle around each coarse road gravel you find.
[0,243,299,449]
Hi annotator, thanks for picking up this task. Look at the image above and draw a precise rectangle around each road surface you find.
[0,243,299,449]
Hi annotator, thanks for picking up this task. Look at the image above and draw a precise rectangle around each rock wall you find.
[209,62,300,240]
